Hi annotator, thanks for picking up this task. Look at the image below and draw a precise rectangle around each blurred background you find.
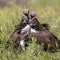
[0,0,60,9]
[0,0,59,7]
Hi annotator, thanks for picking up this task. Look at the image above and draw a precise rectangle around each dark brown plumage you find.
[30,30,60,51]
[10,18,60,52]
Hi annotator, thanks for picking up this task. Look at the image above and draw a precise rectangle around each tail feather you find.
[51,34,60,49]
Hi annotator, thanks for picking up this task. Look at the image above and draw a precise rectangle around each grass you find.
[0,1,60,59]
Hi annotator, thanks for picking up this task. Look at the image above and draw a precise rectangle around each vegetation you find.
[0,0,60,60]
